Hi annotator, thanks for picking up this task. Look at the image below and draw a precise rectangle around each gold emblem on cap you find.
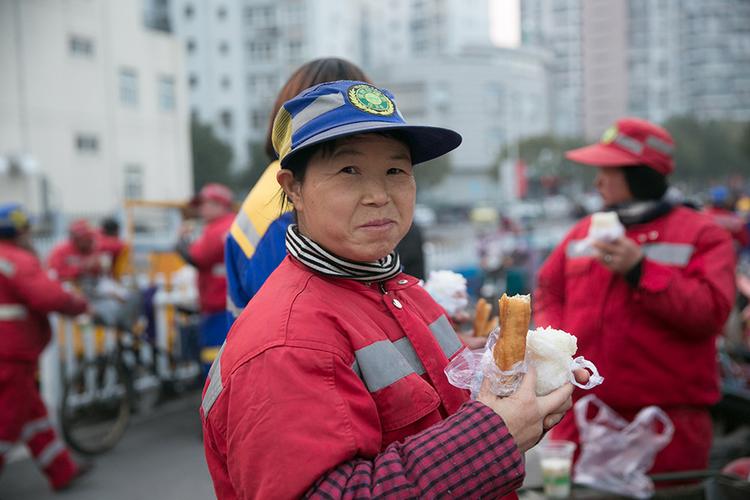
[348,84,395,116]
[601,126,618,144]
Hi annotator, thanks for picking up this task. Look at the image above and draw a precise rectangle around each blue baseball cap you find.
[0,203,30,237]
[271,80,462,168]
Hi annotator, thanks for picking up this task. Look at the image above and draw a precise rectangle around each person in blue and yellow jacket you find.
[224,58,371,320]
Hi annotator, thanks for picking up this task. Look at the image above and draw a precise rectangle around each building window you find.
[119,68,139,106]
[219,41,229,55]
[220,110,233,129]
[189,74,198,89]
[288,40,302,59]
[248,41,272,61]
[221,76,231,90]
[69,35,94,57]
[250,109,266,130]
[158,76,175,111]
[184,4,194,19]
[243,6,254,22]
[187,38,196,53]
[217,6,227,19]
[75,134,99,154]
[124,165,143,200]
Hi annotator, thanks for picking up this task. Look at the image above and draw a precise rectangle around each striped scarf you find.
[285,224,402,282]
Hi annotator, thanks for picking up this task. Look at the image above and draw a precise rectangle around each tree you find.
[232,141,271,198]
[492,135,589,183]
[191,119,233,193]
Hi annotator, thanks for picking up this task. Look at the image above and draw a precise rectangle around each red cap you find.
[565,117,675,175]
[193,183,233,207]
[69,219,95,238]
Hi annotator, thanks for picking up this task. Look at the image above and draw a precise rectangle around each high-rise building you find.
[0,0,191,216]
[522,0,750,138]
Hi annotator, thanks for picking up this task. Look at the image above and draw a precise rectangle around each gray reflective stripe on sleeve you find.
[429,315,463,359]
[20,417,52,442]
[0,440,14,455]
[393,337,426,376]
[0,258,15,277]
[226,294,244,318]
[354,340,417,393]
[643,243,694,266]
[211,264,227,277]
[0,304,28,320]
[291,92,345,133]
[36,439,65,468]
[201,343,225,415]
[235,210,262,249]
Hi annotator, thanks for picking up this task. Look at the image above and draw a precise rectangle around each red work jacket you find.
[201,257,470,499]
[189,213,234,313]
[535,206,735,470]
[0,242,88,363]
[46,241,104,282]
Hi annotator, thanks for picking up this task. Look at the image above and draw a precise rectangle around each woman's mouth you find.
[360,219,396,229]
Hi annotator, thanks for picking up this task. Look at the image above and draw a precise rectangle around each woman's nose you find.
[362,177,389,206]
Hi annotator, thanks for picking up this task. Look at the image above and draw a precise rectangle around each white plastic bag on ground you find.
[574,395,674,499]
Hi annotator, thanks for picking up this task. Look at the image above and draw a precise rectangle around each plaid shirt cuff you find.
[305,400,525,499]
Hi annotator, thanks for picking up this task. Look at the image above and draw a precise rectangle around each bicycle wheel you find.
[60,354,132,455]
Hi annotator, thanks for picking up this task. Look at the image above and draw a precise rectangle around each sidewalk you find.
[0,394,215,500]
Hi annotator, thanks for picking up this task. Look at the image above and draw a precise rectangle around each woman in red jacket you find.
[201,81,583,499]
[535,118,736,474]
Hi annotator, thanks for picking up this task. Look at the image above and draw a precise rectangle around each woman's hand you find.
[476,366,573,453]
[592,237,642,274]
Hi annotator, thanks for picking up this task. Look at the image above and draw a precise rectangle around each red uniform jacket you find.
[0,242,88,363]
[201,257,524,499]
[47,241,104,282]
[189,213,234,313]
[535,206,735,470]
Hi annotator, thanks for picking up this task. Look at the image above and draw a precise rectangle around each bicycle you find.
[59,286,202,455]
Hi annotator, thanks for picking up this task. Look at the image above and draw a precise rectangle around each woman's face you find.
[595,167,633,207]
[278,134,416,262]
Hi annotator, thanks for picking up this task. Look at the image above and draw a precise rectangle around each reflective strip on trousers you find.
[20,417,52,442]
[36,439,66,468]
[566,240,694,267]
[351,315,463,393]
[0,304,28,320]
[201,343,225,415]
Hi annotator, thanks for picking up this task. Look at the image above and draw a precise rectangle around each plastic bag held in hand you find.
[573,395,674,499]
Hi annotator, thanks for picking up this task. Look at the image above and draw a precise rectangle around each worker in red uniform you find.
[535,118,736,474]
[705,186,750,250]
[0,203,91,491]
[176,183,235,375]
[47,219,103,283]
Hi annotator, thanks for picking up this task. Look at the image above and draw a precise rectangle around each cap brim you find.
[565,144,640,167]
[281,122,462,168]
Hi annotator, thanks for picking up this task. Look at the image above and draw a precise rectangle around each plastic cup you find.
[539,440,576,498]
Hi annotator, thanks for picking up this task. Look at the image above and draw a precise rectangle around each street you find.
[0,393,214,500]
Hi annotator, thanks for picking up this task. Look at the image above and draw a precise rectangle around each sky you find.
[489,0,520,47]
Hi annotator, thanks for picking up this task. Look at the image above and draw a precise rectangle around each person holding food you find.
[200,81,587,499]
[535,117,736,473]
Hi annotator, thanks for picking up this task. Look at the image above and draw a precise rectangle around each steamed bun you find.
[527,326,578,396]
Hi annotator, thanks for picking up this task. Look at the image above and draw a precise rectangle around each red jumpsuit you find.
[0,241,88,489]
[47,241,104,282]
[188,213,235,314]
[535,206,736,473]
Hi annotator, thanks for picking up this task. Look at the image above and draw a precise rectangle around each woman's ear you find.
[276,169,303,209]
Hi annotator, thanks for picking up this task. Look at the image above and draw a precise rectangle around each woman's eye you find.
[387,167,407,175]
[340,166,357,174]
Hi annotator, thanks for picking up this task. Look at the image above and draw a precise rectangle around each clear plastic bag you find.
[573,395,674,499]
[444,327,603,398]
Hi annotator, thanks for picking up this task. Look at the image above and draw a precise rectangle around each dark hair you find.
[264,58,371,160]
[622,165,669,201]
[100,217,120,236]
